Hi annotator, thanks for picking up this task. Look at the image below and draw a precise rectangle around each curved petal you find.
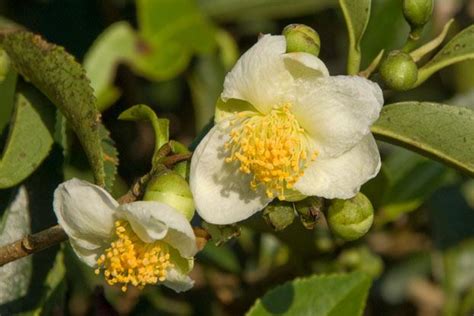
[53,178,117,241]
[190,125,272,225]
[283,52,329,79]
[292,75,383,158]
[215,97,258,123]
[162,267,194,293]
[117,201,197,258]
[69,238,106,267]
[221,34,293,114]
[294,134,381,199]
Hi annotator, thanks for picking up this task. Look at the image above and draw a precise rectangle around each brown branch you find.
[162,153,192,168]
[0,224,67,266]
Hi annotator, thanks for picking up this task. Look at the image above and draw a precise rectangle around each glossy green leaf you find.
[416,25,474,87]
[0,30,107,187]
[371,102,474,177]
[0,93,54,188]
[135,0,216,80]
[83,22,137,111]
[118,104,169,163]
[339,0,371,74]
[0,187,32,306]
[0,50,17,135]
[247,272,371,316]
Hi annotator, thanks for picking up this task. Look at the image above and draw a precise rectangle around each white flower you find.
[53,178,197,293]
[190,34,383,225]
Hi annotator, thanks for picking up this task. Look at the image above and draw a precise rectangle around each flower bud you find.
[294,197,324,230]
[338,246,383,278]
[0,50,11,82]
[263,201,295,231]
[282,24,320,56]
[403,0,433,27]
[327,193,374,241]
[380,50,418,91]
[143,170,195,221]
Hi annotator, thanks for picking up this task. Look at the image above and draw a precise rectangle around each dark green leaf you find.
[247,272,371,316]
[0,50,17,135]
[371,102,474,177]
[0,92,54,188]
[1,30,107,187]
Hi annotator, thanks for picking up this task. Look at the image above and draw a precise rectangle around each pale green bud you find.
[0,50,11,82]
[380,50,418,91]
[403,0,433,27]
[263,201,295,231]
[327,193,374,241]
[338,246,383,278]
[282,24,320,56]
[143,170,195,221]
[295,197,324,230]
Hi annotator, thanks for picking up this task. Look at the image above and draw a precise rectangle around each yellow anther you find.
[225,104,317,198]
[95,220,174,292]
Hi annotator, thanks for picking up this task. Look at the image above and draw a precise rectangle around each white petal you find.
[117,201,197,258]
[282,52,329,79]
[221,34,293,114]
[190,125,272,225]
[53,178,117,241]
[69,238,106,267]
[162,267,194,292]
[294,134,381,199]
[292,75,383,158]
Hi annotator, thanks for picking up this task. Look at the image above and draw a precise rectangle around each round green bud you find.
[282,24,320,56]
[403,0,433,27]
[338,247,383,278]
[0,50,11,82]
[327,193,374,241]
[143,171,195,221]
[263,201,295,231]
[380,50,418,91]
[295,197,324,230]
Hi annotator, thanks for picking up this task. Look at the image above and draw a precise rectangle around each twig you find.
[162,153,192,168]
[0,225,67,266]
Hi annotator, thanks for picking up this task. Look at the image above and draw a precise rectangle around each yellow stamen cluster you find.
[95,220,173,292]
[225,104,317,199]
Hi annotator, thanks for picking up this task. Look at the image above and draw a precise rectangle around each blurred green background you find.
[0,0,474,315]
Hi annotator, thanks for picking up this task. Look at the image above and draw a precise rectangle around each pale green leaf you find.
[135,0,216,80]
[83,22,136,111]
[118,104,169,161]
[416,24,474,87]
[246,272,371,316]
[0,187,32,306]
[0,92,54,188]
[339,0,371,74]
[371,102,474,177]
[0,30,107,188]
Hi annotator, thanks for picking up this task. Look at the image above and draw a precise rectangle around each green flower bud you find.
[143,170,195,221]
[0,50,11,82]
[294,197,324,230]
[327,193,374,241]
[380,50,418,91]
[263,201,295,231]
[282,24,320,56]
[403,0,433,27]
[338,246,383,278]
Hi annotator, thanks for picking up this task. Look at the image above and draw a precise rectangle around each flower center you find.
[225,104,317,199]
[95,220,174,292]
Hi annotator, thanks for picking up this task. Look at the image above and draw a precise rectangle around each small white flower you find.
[53,178,197,293]
[190,34,383,225]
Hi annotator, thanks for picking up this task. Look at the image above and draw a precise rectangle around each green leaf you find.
[0,30,107,187]
[0,92,54,188]
[0,187,32,306]
[83,22,137,111]
[339,0,371,74]
[99,124,118,191]
[247,272,371,316]
[416,25,474,87]
[371,102,474,177]
[0,50,17,135]
[135,0,216,80]
[118,104,169,163]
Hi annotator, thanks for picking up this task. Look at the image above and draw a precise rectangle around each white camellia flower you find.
[190,34,383,225]
[53,178,197,293]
